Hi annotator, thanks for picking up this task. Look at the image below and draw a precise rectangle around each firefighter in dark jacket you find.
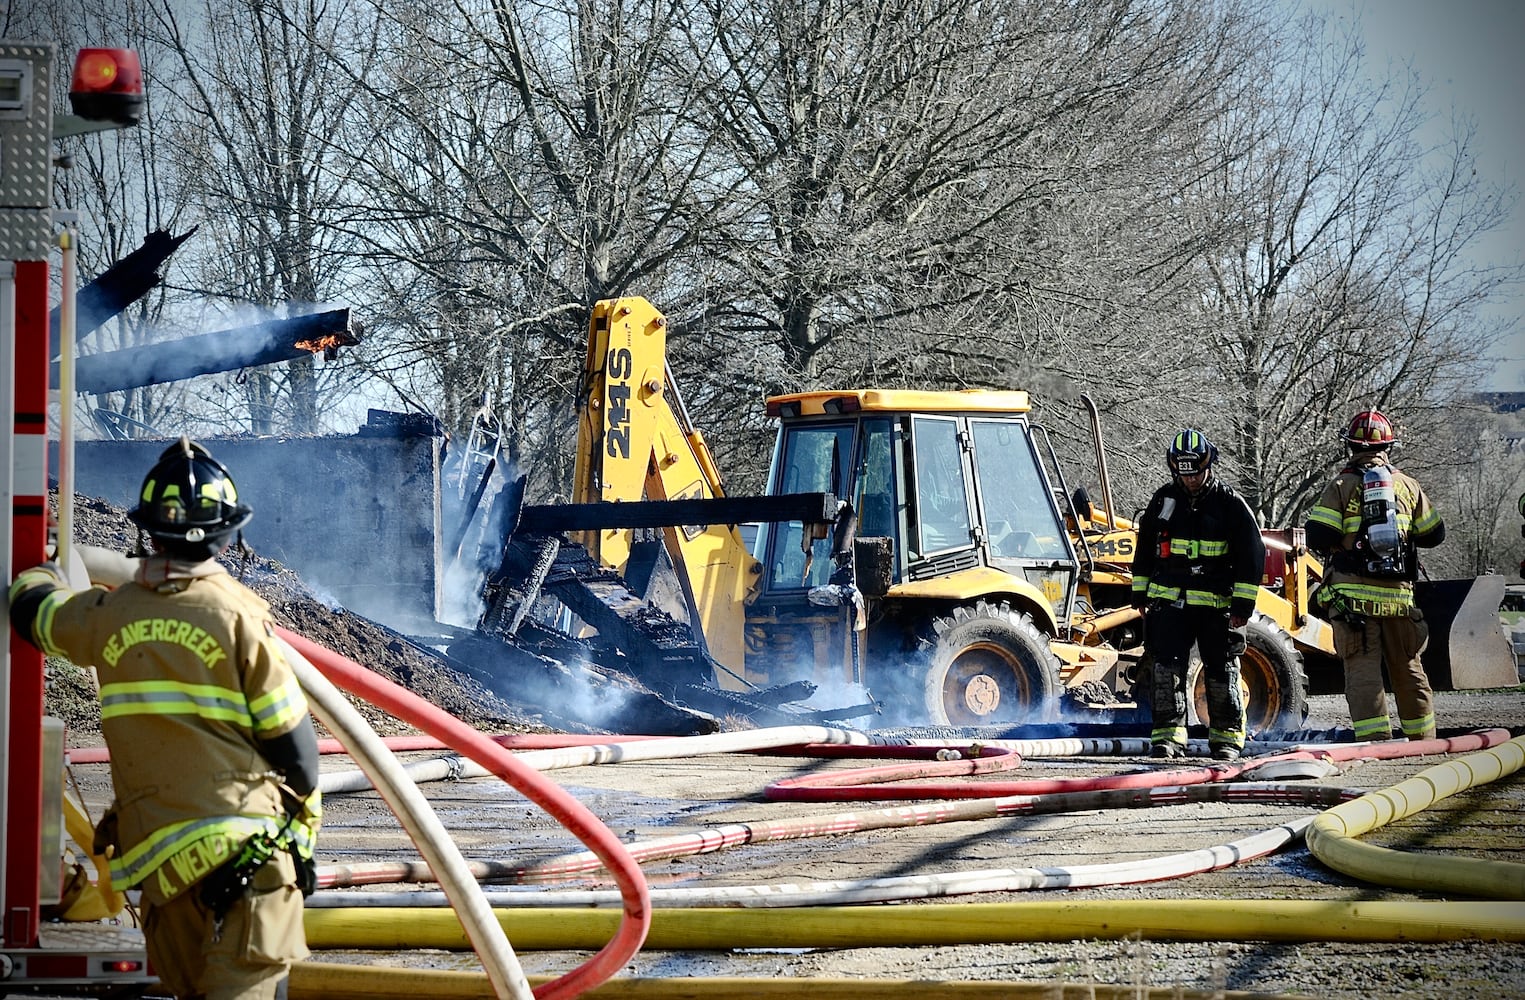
[1132,430,1266,761]
[8,438,320,1000]
[1304,409,1445,742]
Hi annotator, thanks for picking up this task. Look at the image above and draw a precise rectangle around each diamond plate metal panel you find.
[0,207,52,260]
[0,42,54,261]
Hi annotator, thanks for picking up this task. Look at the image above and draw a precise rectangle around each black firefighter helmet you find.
[1166,428,1218,477]
[127,436,253,561]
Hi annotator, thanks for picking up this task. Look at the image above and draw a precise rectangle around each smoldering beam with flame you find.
[54,308,361,395]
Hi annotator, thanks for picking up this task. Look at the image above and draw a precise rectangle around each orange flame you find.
[294,334,346,354]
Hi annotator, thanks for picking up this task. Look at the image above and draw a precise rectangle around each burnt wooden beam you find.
[49,228,196,356]
[59,308,359,394]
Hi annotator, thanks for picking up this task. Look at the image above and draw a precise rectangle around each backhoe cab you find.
[751,389,1091,725]
[746,386,1279,728]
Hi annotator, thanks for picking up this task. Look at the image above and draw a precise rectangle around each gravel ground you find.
[496,691,1525,1000]
[45,682,1525,1000]
[260,692,1525,999]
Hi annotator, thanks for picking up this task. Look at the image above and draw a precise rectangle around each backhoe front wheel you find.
[1187,613,1310,734]
[919,600,1061,726]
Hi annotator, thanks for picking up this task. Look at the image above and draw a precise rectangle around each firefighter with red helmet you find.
[8,438,319,1000]
[1132,430,1266,760]
[1304,410,1445,741]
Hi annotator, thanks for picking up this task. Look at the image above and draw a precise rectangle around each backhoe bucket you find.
[1416,574,1518,690]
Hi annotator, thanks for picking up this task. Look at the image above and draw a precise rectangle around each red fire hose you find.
[763,730,1512,802]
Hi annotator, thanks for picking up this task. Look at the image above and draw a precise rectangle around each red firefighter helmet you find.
[1345,410,1396,449]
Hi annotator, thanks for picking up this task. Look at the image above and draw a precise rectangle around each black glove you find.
[91,808,120,859]
[290,846,317,897]
[1226,628,1248,658]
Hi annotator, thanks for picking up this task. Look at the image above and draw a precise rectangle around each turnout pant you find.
[1331,607,1435,741]
[141,850,307,1000]
[1144,602,1247,753]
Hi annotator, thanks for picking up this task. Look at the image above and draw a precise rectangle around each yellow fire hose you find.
[290,963,1308,1000]
[1306,734,1525,898]
[304,898,1525,951]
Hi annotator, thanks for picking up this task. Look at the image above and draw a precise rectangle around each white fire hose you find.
[320,724,872,794]
[279,639,533,1000]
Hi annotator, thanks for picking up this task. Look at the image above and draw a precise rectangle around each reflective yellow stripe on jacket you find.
[1305,503,1343,534]
[99,675,307,736]
[97,670,314,888]
[1411,504,1441,535]
[1169,538,1228,559]
[250,680,311,735]
[110,811,320,893]
[1307,503,1418,537]
[112,813,278,890]
[1308,467,1436,542]
[1143,582,1232,609]
[30,587,73,658]
[100,679,256,725]
[1326,580,1413,617]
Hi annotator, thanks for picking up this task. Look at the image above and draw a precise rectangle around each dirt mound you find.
[41,492,555,741]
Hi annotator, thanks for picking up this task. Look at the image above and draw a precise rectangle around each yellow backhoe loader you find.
[490,296,1516,732]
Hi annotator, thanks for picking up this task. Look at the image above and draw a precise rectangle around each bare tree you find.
[662,0,1264,490]
[147,0,374,434]
[19,0,209,440]
[31,0,1518,568]
[313,0,745,495]
[1188,8,1518,526]
[1401,405,1525,579]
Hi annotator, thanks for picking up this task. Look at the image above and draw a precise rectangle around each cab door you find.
[968,418,1078,625]
[906,415,978,573]
[758,420,857,594]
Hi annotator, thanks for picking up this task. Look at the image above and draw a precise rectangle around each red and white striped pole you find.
[3,39,143,953]
[0,39,56,952]
[4,258,49,950]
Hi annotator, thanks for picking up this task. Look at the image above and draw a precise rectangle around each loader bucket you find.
[1416,574,1519,690]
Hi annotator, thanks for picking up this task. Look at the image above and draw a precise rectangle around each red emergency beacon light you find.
[69,47,144,125]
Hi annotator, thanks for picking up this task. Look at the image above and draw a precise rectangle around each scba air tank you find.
[1361,466,1401,561]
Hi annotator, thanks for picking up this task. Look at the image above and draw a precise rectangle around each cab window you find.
[762,422,854,590]
[911,416,972,556]
[970,419,1068,560]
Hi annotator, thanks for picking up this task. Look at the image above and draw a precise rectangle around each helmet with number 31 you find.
[1166,428,1217,477]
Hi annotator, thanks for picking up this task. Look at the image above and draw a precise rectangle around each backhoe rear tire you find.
[919,600,1061,727]
[1187,613,1310,734]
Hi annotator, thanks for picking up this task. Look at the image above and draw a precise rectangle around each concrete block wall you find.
[57,417,443,632]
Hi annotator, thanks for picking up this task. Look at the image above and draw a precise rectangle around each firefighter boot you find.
[1149,656,1189,760]
[1206,650,1247,763]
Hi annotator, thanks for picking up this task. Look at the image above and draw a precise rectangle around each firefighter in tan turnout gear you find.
[1304,410,1445,742]
[8,438,320,1000]
[1132,430,1266,761]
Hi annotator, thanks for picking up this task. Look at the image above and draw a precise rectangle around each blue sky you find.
[1300,0,1525,391]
